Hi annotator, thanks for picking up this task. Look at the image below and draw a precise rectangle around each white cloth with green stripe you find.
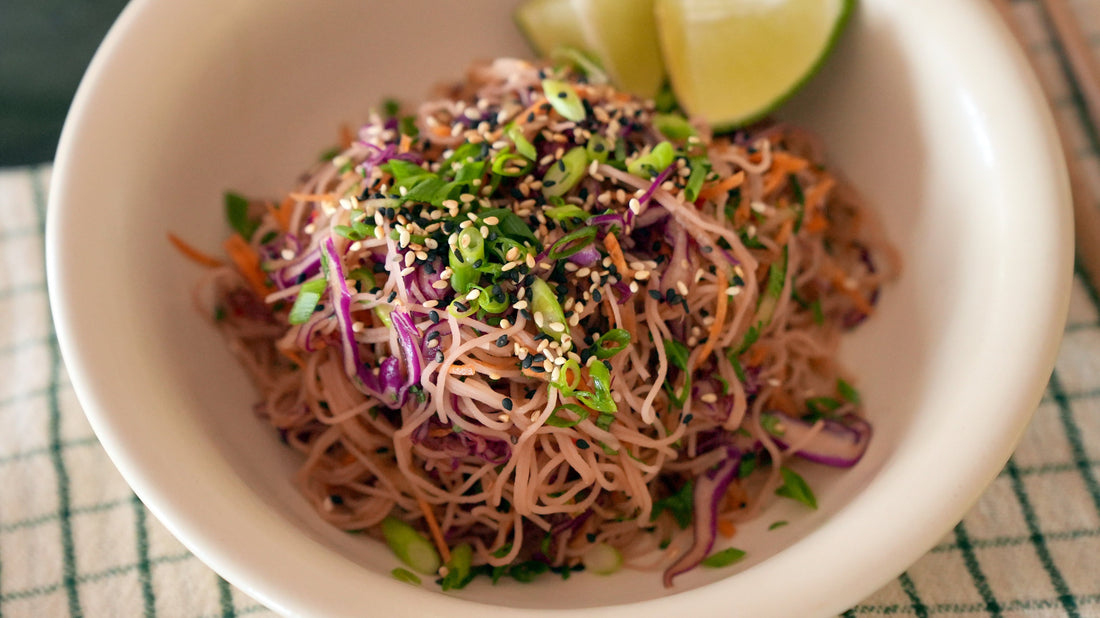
[4,1,1100,615]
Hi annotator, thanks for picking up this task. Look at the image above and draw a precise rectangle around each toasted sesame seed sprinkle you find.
[677,282,689,296]
[533,311,545,328]
[280,249,295,260]
[400,266,415,277]
[700,393,718,404]
[549,322,566,333]
[465,289,481,301]
[432,280,449,290]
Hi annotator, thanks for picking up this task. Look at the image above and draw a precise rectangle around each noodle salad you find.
[178,58,897,589]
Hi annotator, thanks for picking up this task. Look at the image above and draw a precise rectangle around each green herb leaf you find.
[651,479,693,529]
[225,191,259,240]
[510,560,550,583]
[439,543,474,591]
[663,339,689,371]
[837,378,862,405]
[775,466,817,510]
[685,157,711,202]
[287,278,327,324]
[654,113,697,140]
[701,547,746,568]
[391,567,421,585]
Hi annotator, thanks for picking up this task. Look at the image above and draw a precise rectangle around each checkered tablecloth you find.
[3,1,1100,616]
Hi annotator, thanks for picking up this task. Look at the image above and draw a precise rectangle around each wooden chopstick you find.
[992,0,1100,292]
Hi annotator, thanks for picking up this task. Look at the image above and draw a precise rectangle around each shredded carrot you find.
[399,134,412,154]
[428,428,452,438]
[167,232,224,268]
[826,263,875,316]
[717,519,737,539]
[510,98,550,126]
[338,123,353,150]
[763,154,810,195]
[804,213,829,234]
[747,343,770,367]
[287,192,337,202]
[223,234,272,298]
[603,233,632,278]
[448,365,476,376]
[620,301,638,343]
[430,124,452,138]
[416,495,451,564]
[693,270,728,371]
[774,218,795,247]
[698,170,745,202]
[768,389,799,414]
[279,346,306,368]
[265,199,291,233]
[339,453,357,466]
[805,176,836,209]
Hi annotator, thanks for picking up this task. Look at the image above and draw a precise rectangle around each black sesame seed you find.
[592,290,603,303]
[521,356,534,369]
[502,398,513,411]
[496,334,509,347]
[454,301,468,312]
[702,246,713,253]
[648,290,662,301]
[429,310,440,323]
[577,439,590,449]
[329,494,344,505]
[387,291,398,303]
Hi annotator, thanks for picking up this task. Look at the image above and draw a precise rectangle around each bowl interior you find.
[48,0,1071,616]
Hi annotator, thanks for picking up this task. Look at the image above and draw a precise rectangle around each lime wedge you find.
[655,0,854,128]
[514,0,588,58]
[573,0,666,98]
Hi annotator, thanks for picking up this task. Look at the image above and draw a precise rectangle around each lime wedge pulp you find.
[655,0,855,129]
[573,0,666,98]
[514,0,589,59]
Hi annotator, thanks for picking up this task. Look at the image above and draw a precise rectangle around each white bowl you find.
[46,0,1073,616]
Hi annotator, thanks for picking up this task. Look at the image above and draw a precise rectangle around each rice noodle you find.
[197,58,898,587]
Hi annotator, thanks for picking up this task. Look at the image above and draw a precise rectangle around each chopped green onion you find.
[529,277,568,341]
[505,123,537,160]
[547,225,597,260]
[510,560,551,583]
[383,98,400,117]
[768,520,789,531]
[391,567,421,585]
[349,268,393,326]
[491,149,533,177]
[544,204,589,222]
[627,141,675,179]
[447,298,479,319]
[701,547,746,569]
[594,329,631,359]
[439,543,473,591]
[542,146,589,197]
[225,191,259,240]
[595,413,615,431]
[581,543,622,575]
[810,298,825,325]
[398,116,418,138]
[545,403,587,428]
[685,157,711,202]
[760,413,785,436]
[553,359,583,396]
[775,466,817,510]
[477,287,509,314]
[756,247,788,325]
[449,227,485,294]
[585,135,612,163]
[576,360,616,413]
[287,278,327,325]
[789,174,806,232]
[541,78,587,122]
[654,113,697,140]
[318,146,341,161]
[738,452,758,479]
[381,516,441,574]
[837,378,861,404]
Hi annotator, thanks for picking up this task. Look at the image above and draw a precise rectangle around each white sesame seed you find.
[677,282,689,296]
[404,252,416,267]
[483,216,500,226]
[536,339,549,353]
[533,311,545,328]
[575,267,591,278]
[280,249,295,260]
[400,266,415,277]
[424,300,439,307]
[634,270,651,281]
[701,393,718,404]
[549,322,566,333]
[460,193,476,203]
[768,378,781,387]
[726,286,742,296]
[465,289,481,301]
[750,200,768,214]
[629,281,639,293]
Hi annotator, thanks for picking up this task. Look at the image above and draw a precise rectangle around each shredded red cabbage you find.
[662,447,741,587]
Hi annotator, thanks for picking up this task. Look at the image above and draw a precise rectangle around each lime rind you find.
[514,0,588,58]
[656,0,856,130]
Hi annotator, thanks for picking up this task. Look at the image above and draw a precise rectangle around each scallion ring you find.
[542,146,588,197]
[548,226,597,261]
[545,403,588,428]
[594,329,631,359]
[541,78,587,122]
